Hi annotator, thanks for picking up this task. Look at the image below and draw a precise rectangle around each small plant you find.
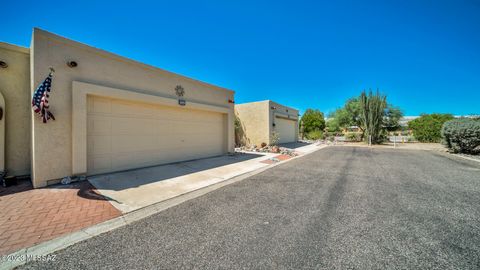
[234,115,246,147]
[306,130,323,140]
[270,131,280,146]
[345,132,361,142]
[442,118,480,154]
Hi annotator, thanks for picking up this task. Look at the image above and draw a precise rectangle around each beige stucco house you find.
[235,100,299,147]
[0,28,235,188]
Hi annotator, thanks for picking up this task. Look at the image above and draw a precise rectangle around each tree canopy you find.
[327,90,403,143]
[408,113,454,142]
[300,109,326,133]
[384,105,403,131]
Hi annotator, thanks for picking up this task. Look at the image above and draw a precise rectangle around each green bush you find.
[306,130,323,140]
[408,114,454,142]
[270,131,280,146]
[441,118,480,154]
[300,109,326,133]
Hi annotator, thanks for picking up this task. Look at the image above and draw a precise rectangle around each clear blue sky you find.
[2,0,479,116]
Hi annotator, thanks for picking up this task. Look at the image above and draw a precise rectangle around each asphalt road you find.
[19,147,480,269]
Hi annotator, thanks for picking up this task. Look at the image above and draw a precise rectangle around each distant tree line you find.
[299,90,479,153]
[300,89,403,144]
[325,89,403,144]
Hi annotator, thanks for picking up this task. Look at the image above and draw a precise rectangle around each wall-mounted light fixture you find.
[0,61,8,68]
[67,61,78,68]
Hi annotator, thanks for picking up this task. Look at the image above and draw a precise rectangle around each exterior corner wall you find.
[234,101,270,147]
[0,43,32,177]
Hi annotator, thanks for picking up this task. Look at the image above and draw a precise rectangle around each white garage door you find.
[275,117,297,144]
[87,96,227,175]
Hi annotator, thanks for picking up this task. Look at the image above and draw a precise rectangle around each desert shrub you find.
[306,130,323,140]
[408,114,454,142]
[325,131,342,137]
[441,118,480,154]
[234,115,246,146]
[345,133,361,142]
[270,131,280,146]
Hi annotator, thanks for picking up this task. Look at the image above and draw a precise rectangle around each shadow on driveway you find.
[88,153,264,192]
[278,141,312,149]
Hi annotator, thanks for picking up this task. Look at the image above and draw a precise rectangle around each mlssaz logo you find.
[175,85,185,97]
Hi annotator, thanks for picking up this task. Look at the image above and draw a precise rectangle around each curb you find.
[0,145,328,270]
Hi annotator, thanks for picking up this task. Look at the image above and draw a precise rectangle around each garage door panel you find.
[88,155,112,173]
[111,118,156,135]
[110,100,158,118]
[110,135,157,153]
[87,96,227,175]
[88,116,112,135]
[88,135,112,155]
[111,153,135,171]
[275,118,297,144]
[88,96,111,114]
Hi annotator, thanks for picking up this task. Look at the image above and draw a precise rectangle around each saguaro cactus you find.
[360,90,387,144]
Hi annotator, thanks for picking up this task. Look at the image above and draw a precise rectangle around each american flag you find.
[32,71,55,123]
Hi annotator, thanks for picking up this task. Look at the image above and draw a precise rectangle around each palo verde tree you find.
[383,105,403,132]
[359,89,387,144]
[335,98,362,132]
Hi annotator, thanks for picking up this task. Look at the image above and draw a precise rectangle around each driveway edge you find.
[433,150,480,166]
[0,145,328,270]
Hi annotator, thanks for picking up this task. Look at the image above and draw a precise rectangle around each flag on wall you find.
[32,69,55,123]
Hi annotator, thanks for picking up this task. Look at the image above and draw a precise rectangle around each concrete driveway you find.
[88,153,269,213]
[20,147,480,269]
[88,142,323,213]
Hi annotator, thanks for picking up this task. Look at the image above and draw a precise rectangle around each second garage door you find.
[275,117,297,144]
[87,96,227,175]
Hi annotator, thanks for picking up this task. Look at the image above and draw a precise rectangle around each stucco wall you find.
[235,100,299,147]
[31,28,234,187]
[234,101,270,147]
[269,101,299,141]
[0,42,31,176]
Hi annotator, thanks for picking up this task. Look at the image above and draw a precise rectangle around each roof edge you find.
[0,42,29,54]
[33,28,234,94]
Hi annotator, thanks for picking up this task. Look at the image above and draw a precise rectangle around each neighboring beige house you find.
[235,100,299,146]
[0,28,235,188]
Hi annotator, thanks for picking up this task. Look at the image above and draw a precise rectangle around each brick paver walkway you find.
[0,180,121,255]
[260,154,292,164]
